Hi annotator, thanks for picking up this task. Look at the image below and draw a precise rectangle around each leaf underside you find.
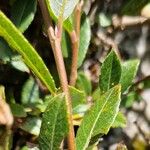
[48,0,79,20]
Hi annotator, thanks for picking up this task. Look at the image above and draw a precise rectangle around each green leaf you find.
[99,13,112,27]
[78,15,91,67]
[0,37,30,73]
[73,104,90,116]
[0,38,29,72]
[39,94,68,150]
[0,86,6,101]
[140,77,150,89]
[121,92,141,108]
[9,0,17,6]
[21,146,39,150]
[45,0,74,33]
[20,146,28,150]
[10,103,27,117]
[116,143,127,150]
[0,11,56,94]
[121,0,149,16]
[11,0,37,33]
[92,88,101,102]
[120,59,140,93]
[143,79,150,89]
[99,50,121,93]
[11,59,29,72]
[21,77,40,105]
[20,117,41,136]
[0,0,34,72]
[47,0,79,20]
[0,129,12,150]
[112,112,126,128]
[0,38,16,63]
[69,86,86,109]
[63,18,74,33]
[61,30,71,58]
[87,145,98,150]
[2,0,37,70]
[34,95,54,113]
[76,72,92,96]
[76,85,121,150]
[1,6,31,71]
[61,15,91,60]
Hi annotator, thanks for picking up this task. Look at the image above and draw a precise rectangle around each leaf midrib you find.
[50,100,62,150]
[82,90,113,149]
[108,56,113,91]
[59,0,67,17]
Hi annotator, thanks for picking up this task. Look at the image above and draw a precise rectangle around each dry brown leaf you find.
[0,86,13,127]
[0,99,14,127]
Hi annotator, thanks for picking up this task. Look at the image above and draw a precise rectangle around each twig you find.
[133,75,150,87]
[75,0,83,38]
[69,31,78,86]
[135,120,150,145]
[112,15,148,29]
[131,108,150,127]
[97,29,121,59]
[88,0,100,19]
[38,1,76,149]
[69,1,83,86]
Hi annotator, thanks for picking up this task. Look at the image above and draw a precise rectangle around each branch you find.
[97,29,121,58]
[133,75,150,87]
[69,31,78,86]
[75,0,83,38]
[112,15,148,29]
[69,0,83,86]
[38,1,76,149]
